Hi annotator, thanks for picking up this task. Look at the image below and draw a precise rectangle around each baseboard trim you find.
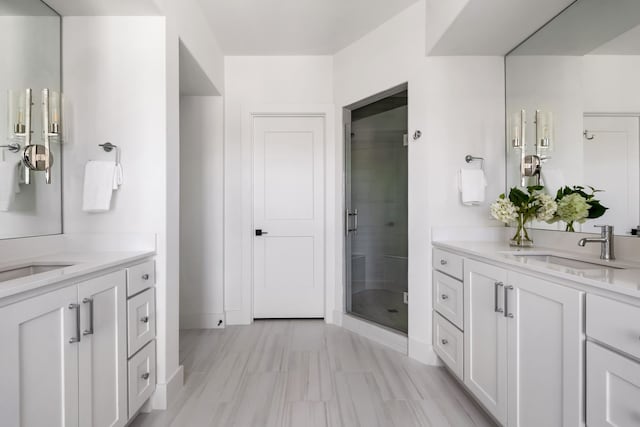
[408,338,441,366]
[342,314,408,354]
[150,364,184,410]
[180,312,226,329]
[329,309,343,326]
[225,309,250,325]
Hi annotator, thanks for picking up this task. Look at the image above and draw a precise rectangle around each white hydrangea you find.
[490,198,518,224]
[556,193,590,223]
[535,193,557,222]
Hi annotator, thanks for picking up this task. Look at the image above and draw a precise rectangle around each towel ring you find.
[98,142,121,165]
[465,154,484,170]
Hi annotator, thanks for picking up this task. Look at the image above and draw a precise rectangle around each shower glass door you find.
[345,88,408,333]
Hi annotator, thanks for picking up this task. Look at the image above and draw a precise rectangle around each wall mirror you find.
[506,0,640,236]
[0,0,62,239]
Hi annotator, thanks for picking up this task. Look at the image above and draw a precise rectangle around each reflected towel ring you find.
[465,154,485,170]
[583,130,595,140]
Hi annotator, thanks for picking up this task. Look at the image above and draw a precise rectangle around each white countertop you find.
[433,240,640,298]
[0,250,155,301]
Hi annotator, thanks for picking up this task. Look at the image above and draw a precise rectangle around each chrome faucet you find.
[578,225,615,260]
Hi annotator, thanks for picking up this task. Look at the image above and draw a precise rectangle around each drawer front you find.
[433,312,464,380]
[127,260,155,297]
[587,342,640,427]
[433,271,464,330]
[433,248,463,280]
[127,288,156,357]
[587,294,640,360]
[128,341,156,419]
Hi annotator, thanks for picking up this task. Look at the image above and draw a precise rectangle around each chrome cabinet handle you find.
[494,282,504,313]
[347,209,358,233]
[140,316,149,323]
[142,274,150,280]
[69,303,81,343]
[82,298,94,336]
[441,294,449,300]
[440,259,448,266]
[504,285,514,318]
[441,339,448,345]
[141,372,150,380]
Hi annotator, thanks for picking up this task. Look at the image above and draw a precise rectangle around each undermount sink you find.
[0,264,73,283]
[510,254,625,270]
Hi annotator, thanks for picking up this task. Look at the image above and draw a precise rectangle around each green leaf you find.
[509,187,529,207]
[587,201,608,219]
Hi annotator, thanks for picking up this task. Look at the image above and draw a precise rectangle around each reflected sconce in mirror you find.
[510,109,554,186]
[6,88,61,184]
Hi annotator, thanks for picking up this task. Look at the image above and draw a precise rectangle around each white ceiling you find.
[428,0,576,55]
[43,0,160,16]
[196,0,420,55]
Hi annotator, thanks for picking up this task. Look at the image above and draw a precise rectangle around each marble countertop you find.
[433,240,640,298]
[0,250,155,301]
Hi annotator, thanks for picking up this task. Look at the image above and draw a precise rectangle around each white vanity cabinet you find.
[586,295,640,426]
[436,254,584,427]
[0,270,127,427]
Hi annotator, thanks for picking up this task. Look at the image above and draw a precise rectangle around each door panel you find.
[506,272,583,427]
[253,115,325,318]
[464,259,508,425]
[0,286,79,427]
[79,271,127,427]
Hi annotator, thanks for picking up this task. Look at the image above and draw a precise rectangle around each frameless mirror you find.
[506,0,640,236]
[0,0,62,239]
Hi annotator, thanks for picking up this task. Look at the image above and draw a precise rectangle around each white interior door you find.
[253,115,325,318]
[583,115,639,234]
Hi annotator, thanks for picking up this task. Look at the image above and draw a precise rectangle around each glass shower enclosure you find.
[345,86,408,333]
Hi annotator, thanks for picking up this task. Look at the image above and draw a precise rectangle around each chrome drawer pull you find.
[69,303,81,344]
[441,339,448,345]
[140,316,149,323]
[504,285,515,318]
[441,294,449,300]
[141,372,150,380]
[82,298,94,336]
[494,282,504,313]
[142,274,150,280]
[440,259,448,266]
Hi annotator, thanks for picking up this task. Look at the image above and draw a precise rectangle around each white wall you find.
[179,96,225,329]
[0,16,62,238]
[335,1,505,363]
[223,56,334,324]
[583,55,640,112]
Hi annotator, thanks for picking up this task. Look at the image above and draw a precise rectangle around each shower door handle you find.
[347,209,358,233]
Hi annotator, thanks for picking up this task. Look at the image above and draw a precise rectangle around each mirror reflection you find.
[0,0,62,239]
[506,0,640,236]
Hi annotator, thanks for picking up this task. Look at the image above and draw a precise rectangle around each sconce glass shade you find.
[7,89,30,141]
[536,110,553,151]
[43,89,61,138]
[510,110,525,148]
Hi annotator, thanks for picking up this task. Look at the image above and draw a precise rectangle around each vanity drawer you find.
[587,294,640,359]
[127,288,156,357]
[433,271,464,330]
[128,341,156,419]
[127,260,155,297]
[433,248,463,280]
[433,312,464,380]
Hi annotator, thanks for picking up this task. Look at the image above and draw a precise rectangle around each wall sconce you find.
[510,108,554,186]
[6,88,61,184]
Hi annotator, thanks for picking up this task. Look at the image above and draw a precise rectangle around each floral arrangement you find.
[548,186,608,232]
[491,186,557,246]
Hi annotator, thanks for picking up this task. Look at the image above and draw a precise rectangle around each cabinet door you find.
[78,271,128,427]
[0,287,79,427]
[464,259,508,425]
[587,342,640,427]
[506,272,583,427]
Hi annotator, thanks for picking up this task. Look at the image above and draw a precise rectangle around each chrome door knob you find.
[440,259,448,265]
[441,294,449,300]
[141,372,150,380]
[441,339,448,345]
[140,316,149,323]
[142,274,150,280]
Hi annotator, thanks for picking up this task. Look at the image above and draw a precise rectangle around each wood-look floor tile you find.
[130,320,497,427]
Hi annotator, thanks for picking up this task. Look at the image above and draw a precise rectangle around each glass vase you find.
[510,214,533,247]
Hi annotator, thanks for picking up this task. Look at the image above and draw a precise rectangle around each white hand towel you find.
[83,161,117,213]
[540,169,566,195]
[459,169,487,206]
[0,161,21,211]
